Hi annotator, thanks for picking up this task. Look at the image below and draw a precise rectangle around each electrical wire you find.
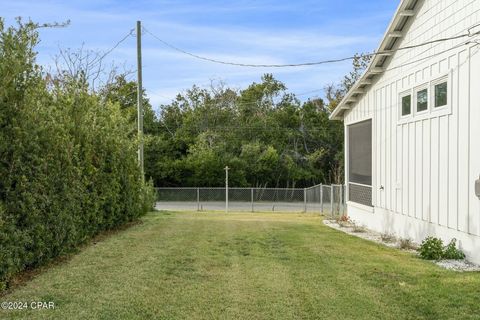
[100,24,480,113]
[142,24,480,68]
[143,26,368,67]
[96,29,135,63]
[154,36,471,109]
[155,42,480,136]
[137,24,480,105]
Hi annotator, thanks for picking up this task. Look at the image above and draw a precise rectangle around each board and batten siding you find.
[344,0,480,238]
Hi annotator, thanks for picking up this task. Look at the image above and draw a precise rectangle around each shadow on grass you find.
[1,218,146,297]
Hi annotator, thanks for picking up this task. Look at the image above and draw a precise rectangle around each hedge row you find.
[0,20,155,291]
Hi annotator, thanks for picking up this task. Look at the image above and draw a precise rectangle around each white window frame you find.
[414,84,429,115]
[397,70,452,124]
[431,76,449,111]
[399,91,412,120]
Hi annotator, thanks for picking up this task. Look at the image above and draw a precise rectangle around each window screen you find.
[434,82,447,107]
[348,120,372,186]
[417,88,428,112]
[401,95,411,116]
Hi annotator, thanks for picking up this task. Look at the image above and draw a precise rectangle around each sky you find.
[1,0,400,110]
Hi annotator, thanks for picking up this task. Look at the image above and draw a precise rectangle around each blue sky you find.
[1,0,399,109]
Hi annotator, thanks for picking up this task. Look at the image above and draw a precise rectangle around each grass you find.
[2,211,480,320]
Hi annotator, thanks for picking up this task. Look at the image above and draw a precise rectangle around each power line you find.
[154,36,467,107]
[295,88,325,97]
[149,39,480,108]
[112,24,479,112]
[380,40,470,76]
[154,41,480,137]
[142,24,480,68]
[153,41,480,131]
[152,38,475,112]
[96,29,135,63]
[140,23,480,105]
[64,29,135,72]
[143,26,365,67]
[257,38,479,103]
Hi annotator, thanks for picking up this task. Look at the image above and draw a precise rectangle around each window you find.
[434,81,448,108]
[397,72,452,124]
[416,88,428,112]
[401,94,411,116]
[348,120,372,207]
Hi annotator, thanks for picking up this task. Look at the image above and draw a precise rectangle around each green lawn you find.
[2,211,480,320]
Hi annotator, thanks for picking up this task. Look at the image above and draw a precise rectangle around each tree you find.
[324,53,372,183]
[325,53,371,112]
[100,74,158,135]
[145,74,345,187]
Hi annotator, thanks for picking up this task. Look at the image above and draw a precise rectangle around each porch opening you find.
[348,119,372,207]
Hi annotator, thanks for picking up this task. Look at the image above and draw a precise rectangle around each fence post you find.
[330,186,334,216]
[317,185,320,214]
[303,188,307,213]
[320,184,323,213]
[339,185,343,215]
[197,188,200,211]
[251,188,254,212]
[225,166,229,214]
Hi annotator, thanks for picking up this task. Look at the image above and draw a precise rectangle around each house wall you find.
[343,0,480,263]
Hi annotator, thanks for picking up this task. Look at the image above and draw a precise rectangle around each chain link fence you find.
[155,184,346,216]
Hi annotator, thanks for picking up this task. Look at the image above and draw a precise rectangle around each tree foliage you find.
[0,19,154,291]
[139,53,370,188]
[140,74,344,188]
[46,41,368,192]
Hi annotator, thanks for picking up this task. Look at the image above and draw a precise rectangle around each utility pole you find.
[225,166,229,213]
[136,20,144,180]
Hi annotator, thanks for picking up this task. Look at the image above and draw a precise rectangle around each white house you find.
[330,0,480,263]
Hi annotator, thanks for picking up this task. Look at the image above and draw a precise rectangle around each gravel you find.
[323,220,402,248]
[435,259,480,272]
[323,219,480,272]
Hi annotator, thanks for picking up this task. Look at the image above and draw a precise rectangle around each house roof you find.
[330,0,421,120]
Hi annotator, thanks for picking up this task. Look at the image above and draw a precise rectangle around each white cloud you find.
[0,0,394,109]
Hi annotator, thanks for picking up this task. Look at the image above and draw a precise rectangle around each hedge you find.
[0,20,155,291]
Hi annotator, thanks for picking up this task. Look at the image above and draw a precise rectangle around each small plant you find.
[418,237,466,260]
[352,224,366,233]
[442,238,465,260]
[336,215,353,228]
[381,233,396,243]
[418,237,444,260]
[399,238,416,250]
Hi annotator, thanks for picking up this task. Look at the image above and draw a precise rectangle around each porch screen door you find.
[348,120,372,207]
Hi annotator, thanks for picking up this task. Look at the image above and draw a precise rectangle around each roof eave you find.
[329,0,420,121]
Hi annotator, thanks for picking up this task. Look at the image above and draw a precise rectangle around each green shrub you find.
[442,239,465,260]
[418,237,444,260]
[418,237,466,260]
[141,179,157,213]
[0,19,153,292]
